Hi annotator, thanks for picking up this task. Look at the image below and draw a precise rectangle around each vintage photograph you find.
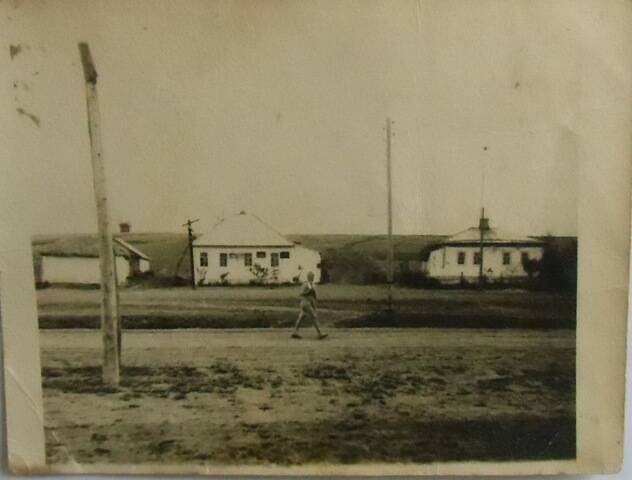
[3,0,630,475]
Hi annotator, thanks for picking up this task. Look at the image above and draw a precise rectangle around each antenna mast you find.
[386,118,394,309]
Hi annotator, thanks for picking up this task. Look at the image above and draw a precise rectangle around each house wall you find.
[427,245,543,283]
[139,258,151,272]
[41,256,130,286]
[192,245,321,285]
[129,257,151,275]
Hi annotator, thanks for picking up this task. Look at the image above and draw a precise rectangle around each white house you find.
[39,237,151,286]
[192,211,321,285]
[425,223,544,284]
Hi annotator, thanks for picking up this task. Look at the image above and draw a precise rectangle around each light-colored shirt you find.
[299,281,317,309]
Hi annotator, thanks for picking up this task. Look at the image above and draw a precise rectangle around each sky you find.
[2,0,580,236]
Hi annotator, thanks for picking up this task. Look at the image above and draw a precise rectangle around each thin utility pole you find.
[113,252,122,361]
[183,219,199,289]
[78,42,120,387]
[478,207,488,287]
[478,146,489,288]
[386,118,394,310]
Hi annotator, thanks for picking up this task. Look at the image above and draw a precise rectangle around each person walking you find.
[291,271,328,339]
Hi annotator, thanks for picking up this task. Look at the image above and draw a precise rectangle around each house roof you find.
[193,212,295,248]
[114,238,151,261]
[441,226,544,246]
[37,234,151,260]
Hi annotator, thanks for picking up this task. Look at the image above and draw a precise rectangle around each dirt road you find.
[41,328,575,465]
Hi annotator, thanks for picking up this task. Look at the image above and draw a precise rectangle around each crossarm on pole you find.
[78,42,98,84]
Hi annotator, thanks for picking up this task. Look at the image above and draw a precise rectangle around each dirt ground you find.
[41,328,575,465]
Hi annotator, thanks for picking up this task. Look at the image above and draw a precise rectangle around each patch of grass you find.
[149,439,176,456]
[39,313,297,330]
[38,311,576,330]
[42,366,119,394]
[303,363,353,382]
[209,414,575,464]
[345,369,427,402]
[41,362,270,397]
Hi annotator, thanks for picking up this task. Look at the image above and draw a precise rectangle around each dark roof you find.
[34,234,150,260]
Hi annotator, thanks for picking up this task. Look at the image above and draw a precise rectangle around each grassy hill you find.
[288,234,446,261]
[33,233,444,279]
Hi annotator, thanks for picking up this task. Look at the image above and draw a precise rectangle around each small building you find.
[424,222,544,284]
[115,238,151,276]
[39,237,151,287]
[192,211,321,285]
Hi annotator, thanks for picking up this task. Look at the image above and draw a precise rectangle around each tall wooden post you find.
[112,252,122,360]
[79,43,120,387]
[479,146,488,288]
[386,118,394,310]
[478,207,488,287]
[183,218,199,289]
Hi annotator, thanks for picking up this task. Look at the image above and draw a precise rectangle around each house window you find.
[521,252,529,264]
[200,252,208,267]
[244,253,253,267]
[457,251,466,265]
[280,251,290,259]
[473,252,481,265]
[219,253,227,267]
[271,253,279,267]
[503,252,511,265]
[256,251,266,259]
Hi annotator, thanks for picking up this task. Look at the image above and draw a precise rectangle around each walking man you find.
[291,271,328,339]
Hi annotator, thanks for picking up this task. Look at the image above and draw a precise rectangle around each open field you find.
[41,328,575,465]
[37,285,576,330]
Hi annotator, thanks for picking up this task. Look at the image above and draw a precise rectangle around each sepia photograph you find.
[1,0,630,475]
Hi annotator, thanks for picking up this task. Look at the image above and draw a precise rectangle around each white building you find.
[192,211,321,285]
[39,237,151,286]
[425,224,544,284]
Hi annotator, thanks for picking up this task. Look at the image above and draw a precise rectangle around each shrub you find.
[320,249,384,284]
[526,237,577,292]
[249,264,269,285]
[395,265,440,288]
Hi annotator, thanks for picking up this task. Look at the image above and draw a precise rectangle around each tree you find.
[521,257,541,282]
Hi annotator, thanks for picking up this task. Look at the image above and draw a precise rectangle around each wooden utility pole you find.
[112,251,122,360]
[478,145,489,288]
[183,219,199,289]
[78,42,120,387]
[478,207,489,287]
[385,118,394,310]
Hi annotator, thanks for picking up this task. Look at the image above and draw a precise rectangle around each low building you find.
[192,211,321,285]
[424,223,544,284]
[39,237,150,286]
